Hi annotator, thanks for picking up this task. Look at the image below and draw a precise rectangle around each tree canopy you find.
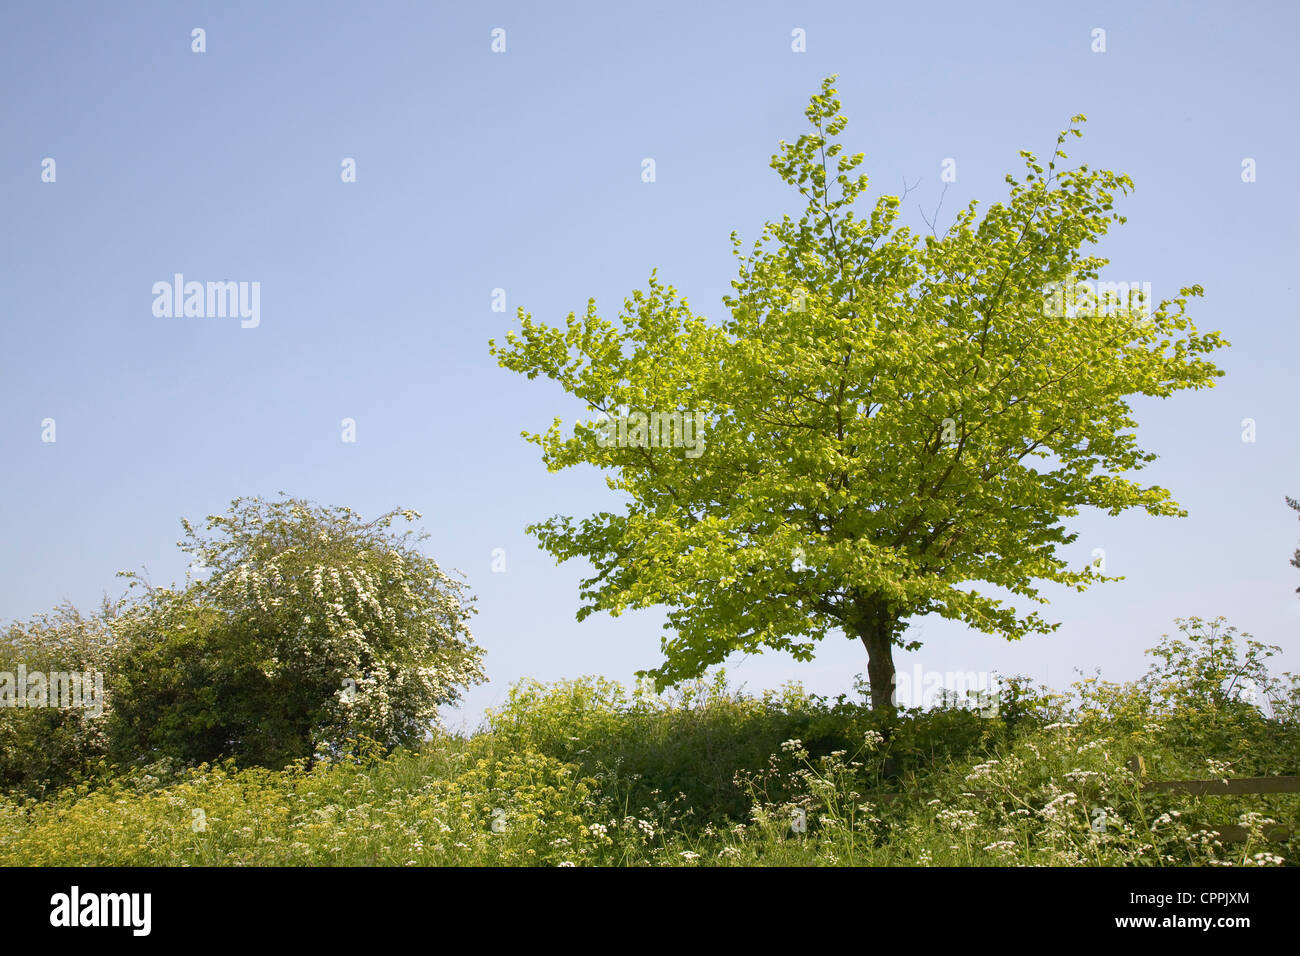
[491,76,1228,710]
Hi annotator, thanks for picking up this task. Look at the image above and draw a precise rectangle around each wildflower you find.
[936,808,979,832]
[1206,758,1233,781]
[1239,811,1274,826]
[790,808,808,834]
[965,761,1000,781]
[1039,792,1079,821]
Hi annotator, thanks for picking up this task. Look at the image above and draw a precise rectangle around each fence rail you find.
[1127,756,1296,842]
[1141,776,1300,796]
[865,755,1297,842]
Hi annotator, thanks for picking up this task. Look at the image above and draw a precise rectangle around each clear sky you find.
[2,1,1297,730]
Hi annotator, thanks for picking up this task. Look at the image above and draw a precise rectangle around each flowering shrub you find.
[109,496,485,768]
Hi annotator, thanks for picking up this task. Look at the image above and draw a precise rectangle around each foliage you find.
[7,617,1290,866]
[0,605,115,797]
[0,743,598,867]
[484,673,1006,824]
[489,75,1229,709]
[108,495,485,769]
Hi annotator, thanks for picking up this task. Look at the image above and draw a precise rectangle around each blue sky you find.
[2,1,1297,729]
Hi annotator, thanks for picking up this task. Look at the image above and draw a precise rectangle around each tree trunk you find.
[851,594,900,713]
[861,627,896,713]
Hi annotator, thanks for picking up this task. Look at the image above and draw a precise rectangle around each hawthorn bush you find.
[109,496,485,769]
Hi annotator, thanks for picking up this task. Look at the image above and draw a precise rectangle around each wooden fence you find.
[1125,755,1297,842]
[867,755,1299,842]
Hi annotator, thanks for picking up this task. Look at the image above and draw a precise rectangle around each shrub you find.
[0,605,115,797]
[108,496,485,769]
[485,671,1026,825]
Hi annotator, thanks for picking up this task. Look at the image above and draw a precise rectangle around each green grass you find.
[4,653,1297,866]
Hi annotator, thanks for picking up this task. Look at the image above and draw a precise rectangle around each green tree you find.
[110,496,485,767]
[491,77,1228,711]
[1288,496,1300,594]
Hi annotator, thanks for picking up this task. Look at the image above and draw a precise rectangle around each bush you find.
[108,496,486,769]
[0,605,115,798]
[484,671,1027,825]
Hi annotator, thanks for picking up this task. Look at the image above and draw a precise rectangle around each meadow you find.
[3,617,1295,867]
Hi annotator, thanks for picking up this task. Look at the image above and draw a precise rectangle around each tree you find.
[1288,496,1300,594]
[110,496,485,766]
[490,77,1228,711]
